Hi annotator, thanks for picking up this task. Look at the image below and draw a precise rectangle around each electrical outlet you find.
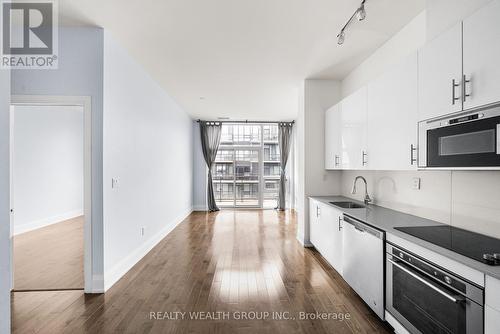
[141,227,145,237]
[412,177,421,190]
[112,178,119,189]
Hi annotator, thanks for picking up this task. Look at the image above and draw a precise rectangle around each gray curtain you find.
[199,121,222,211]
[277,122,293,210]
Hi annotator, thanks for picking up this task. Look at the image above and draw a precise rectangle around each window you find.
[212,123,283,208]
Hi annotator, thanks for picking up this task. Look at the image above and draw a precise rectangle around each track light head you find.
[356,4,366,21]
[337,30,345,45]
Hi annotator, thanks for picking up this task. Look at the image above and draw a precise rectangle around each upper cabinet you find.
[324,0,500,171]
[367,53,418,170]
[418,23,463,121]
[325,103,342,170]
[463,0,500,110]
[341,87,367,170]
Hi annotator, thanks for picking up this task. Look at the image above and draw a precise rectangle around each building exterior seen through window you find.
[212,124,281,208]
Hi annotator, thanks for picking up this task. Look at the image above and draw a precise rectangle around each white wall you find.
[102,31,193,290]
[296,79,342,245]
[342,11,427,98]
[341,170,500,239]
[12,105,84,235]
[192,122,207,211]
[0,69,11,334]
[11,27,105,289]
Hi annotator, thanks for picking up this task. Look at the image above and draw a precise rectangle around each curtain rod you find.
[197,119,294,124]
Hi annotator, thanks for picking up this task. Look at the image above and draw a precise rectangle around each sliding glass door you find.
[212,123,281,209]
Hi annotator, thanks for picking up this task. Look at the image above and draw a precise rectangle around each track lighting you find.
[356,4,366,21]
[337,31,345,45]
[337,0,367,46]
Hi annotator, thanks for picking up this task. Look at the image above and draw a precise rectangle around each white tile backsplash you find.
[340,170,500,238]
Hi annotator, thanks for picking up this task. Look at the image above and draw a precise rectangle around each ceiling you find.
[59,0,425,121]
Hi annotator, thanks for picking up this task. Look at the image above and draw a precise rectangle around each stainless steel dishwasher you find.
[342,214,385,319]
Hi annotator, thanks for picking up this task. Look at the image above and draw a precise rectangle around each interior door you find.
[341,87,367,169]
[367,53,418,170]
[418,23,463,121]
[463,0,500,110]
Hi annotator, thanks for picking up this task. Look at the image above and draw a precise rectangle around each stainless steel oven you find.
[418,103,500,169]
[386,244,484,334]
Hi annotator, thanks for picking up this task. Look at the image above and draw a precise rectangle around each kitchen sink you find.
[329,201,365,209]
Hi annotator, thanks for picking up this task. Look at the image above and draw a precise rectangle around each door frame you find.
[10,95,93,293]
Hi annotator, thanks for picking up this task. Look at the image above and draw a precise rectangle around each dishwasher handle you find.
[343,215,384,240]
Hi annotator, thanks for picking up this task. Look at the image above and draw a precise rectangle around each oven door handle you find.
[388,259,463,303]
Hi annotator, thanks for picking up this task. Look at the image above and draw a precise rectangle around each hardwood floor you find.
[11,210,392,334]
[13,216,84,291]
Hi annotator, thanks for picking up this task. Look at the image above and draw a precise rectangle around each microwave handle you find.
[497,124,500,155]
[387,258,462,303]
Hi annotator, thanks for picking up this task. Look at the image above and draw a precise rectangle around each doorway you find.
[9,96,92,292]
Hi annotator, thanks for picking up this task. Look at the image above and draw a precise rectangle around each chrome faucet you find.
[352,176,372,205]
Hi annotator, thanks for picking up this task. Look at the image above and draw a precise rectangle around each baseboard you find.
[14,209,83,235]
[103,207,193,292]
[296,234,313,248]
[88,274,104,294]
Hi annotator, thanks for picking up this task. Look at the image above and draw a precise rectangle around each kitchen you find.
[305,0,500,333]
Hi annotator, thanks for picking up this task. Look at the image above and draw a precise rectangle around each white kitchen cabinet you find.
[308,199,343,275]
[486,306,500,334]
[485,275,500,334]
[341,86,367,169]
[367,53,418,170]
[309,198,321,249]
[325,103,342,170]
[418,23,463,121]
[463,0,500,110]
[318,202,343,274]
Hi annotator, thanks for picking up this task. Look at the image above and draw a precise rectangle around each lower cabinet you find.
[485,275,500,334]
[309,199,343,275]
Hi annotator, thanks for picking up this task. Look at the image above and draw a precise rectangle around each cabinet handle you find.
[335,155,340,167]
[462,75,471,102]
[410,144,417,165]
[316,205,320,218]
[451,79,460,105]
[338,216,342,231]
[362,150,367,166]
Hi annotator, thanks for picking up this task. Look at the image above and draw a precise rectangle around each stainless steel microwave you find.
[418,103,500,169]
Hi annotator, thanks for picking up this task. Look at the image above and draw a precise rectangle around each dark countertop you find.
[309,195,500,282]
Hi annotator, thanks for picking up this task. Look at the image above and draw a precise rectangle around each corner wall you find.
[102,31,194,290]
[296,79,342,246]
[12,105,84,235]
[0,68,11,334]
[11,27,105,291]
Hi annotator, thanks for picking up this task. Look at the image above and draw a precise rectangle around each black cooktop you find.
[394,225,500,266]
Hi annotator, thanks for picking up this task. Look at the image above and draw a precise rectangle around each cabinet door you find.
[418,23,462,121]
[319,203,343,275]
[463,0,500,110]
[486,306,500,334]
[308,199,321,248]
[325,103,341,170]
[341,87,367,169]
[367,53,418,170]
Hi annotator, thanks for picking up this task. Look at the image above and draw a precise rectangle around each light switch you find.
[412,177,421,190]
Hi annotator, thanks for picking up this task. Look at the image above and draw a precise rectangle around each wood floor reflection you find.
[11,210,392,334]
